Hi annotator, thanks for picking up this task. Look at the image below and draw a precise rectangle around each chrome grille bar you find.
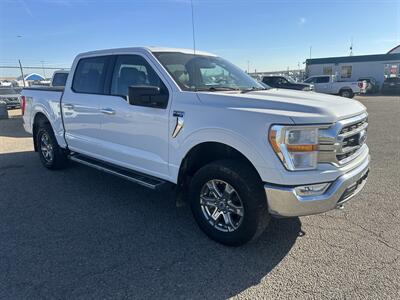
[318,113,368,166]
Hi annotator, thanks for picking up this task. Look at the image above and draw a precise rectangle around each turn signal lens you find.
[286,144,317,152]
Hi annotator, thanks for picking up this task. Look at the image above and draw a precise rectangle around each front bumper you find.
[264,155,370,217]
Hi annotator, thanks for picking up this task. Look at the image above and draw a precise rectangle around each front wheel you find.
[189,159,270,246]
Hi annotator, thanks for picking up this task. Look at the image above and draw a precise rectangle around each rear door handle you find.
[63,103,74,109]
[100,108,116,115]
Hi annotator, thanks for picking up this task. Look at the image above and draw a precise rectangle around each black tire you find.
[189,159,270,246]
[339,89,354,98]
[36,123,68,169]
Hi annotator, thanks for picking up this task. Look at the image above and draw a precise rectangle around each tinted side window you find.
[262,77,273,84]
[72,56,109,94]
[111,55,167,97]
[52,73,68,87]
[276,77,287,85]
[316,76,329,83]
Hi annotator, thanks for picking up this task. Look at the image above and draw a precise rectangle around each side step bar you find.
[69,154,167,190]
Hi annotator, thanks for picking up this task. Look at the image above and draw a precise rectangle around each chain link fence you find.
[0,61,70,88]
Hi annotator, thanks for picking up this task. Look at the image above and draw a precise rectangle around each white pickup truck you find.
[303,75,363,98]
[21,47,370,246]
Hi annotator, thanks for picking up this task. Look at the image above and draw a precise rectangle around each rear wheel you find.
[339,89,354,98]
[189,159,270,246]
[36,123,68,169]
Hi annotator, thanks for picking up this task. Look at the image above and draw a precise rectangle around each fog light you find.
[294,183,330,197]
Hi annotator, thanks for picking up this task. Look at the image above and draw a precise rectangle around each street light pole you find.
[18,60,26,87]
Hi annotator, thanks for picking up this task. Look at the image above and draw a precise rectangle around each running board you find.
[69,154,167,190]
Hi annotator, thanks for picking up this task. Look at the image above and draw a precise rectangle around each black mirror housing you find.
[128,85,168,108]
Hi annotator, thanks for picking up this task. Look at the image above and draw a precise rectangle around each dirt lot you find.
[0,96,399,299]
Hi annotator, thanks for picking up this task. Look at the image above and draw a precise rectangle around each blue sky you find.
[0,0,399,76]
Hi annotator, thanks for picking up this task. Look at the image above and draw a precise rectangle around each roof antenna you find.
[190,0,196,55]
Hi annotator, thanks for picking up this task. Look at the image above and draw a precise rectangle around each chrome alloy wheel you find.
[200,179,244,232]
[40,132,54,163]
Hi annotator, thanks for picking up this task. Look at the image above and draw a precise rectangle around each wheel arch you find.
[177,141,263,188]
[339,87,354,94]
[32,112,51,152]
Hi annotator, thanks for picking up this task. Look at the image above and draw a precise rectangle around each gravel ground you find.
[0,96,399,299]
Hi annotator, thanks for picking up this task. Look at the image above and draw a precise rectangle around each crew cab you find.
[21,47,370,246]
[303,75,362,98]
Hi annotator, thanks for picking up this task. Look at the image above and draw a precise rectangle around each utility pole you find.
[18,60,26,87]
[40,60,46,78]
[247,60,250,74]
[309,46,312,59]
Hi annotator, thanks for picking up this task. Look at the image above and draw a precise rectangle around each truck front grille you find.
[336,115,368,164]
[318,113,368,166]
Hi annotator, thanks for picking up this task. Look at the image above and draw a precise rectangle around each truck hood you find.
[196,89,366,124]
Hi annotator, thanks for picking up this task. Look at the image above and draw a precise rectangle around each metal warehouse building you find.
[306,45,400,88]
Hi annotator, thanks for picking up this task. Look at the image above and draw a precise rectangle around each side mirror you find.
[128,85,168,108]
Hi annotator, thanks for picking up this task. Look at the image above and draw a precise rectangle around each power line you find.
[0,66,69,70]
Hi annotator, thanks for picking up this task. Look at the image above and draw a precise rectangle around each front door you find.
[313,76,331,93]
[95,54,171,180]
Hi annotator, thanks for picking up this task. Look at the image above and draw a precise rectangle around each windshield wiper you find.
[196,86,240,92]
[240,87,267,94]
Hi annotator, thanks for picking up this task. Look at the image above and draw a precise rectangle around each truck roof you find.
[77,47,217,58]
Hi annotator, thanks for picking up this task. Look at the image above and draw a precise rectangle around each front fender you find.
[169,127,281,184]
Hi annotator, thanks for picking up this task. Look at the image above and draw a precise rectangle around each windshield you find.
[284,76,296,83]
[153,52,264,91]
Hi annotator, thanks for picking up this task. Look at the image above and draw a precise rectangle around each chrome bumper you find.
[264,155,370,217]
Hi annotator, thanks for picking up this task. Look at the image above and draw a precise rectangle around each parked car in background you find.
[303,75,362,98]
[21,47,370,246]
[381,77,400,95]
[358,77,379,94]
[262,75,313,91]
[51,70,69,87]
[0,87,21,109]
[0,80,13,87]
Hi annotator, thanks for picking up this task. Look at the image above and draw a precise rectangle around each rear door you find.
[62,55,113,154]
[94,53,171,179]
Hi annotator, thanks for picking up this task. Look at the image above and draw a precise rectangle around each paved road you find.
[0,96,399,299]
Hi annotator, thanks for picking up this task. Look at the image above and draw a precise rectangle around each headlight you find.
[269,125,319,171]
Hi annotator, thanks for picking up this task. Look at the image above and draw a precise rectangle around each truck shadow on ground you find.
[0,151,302,299]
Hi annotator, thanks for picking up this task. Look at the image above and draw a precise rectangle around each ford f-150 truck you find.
[21,47,370,246]
[303,75,363,98]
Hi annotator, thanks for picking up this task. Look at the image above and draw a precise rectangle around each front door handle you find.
[63,103,74,110]
[100,108,116,115]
